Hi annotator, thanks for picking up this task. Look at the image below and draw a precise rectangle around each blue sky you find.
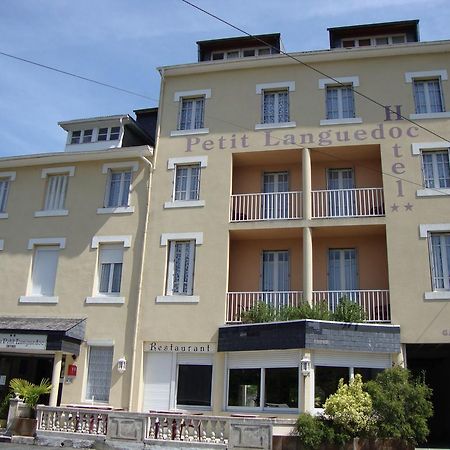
[0,0,449,157]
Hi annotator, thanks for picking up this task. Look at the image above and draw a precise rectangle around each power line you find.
[0,50,158,102]
[180,0,450,195]
[180,0,450,145]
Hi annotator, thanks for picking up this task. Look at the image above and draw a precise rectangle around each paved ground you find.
[0,445,61,449]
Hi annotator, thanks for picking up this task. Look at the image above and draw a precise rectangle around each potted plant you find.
[9,378,52,437]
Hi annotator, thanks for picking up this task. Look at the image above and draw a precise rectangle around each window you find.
[326,86,355,120]
[70,131,81,144]
[165,156,207,209]
[177,364,212,407]
[44,174,68,211]
[166,240,195,296]
[255,82,295,130]
[405,70,449,119]
[0,178,11,214]
[228,367,298,409]
[82,129,93,143]
[179,97,205,131]
[86,346,113,403]
[174,164,200,201]
[105,170,131,208]
[98,128,108,141]
[30,246,59,296]
[171,90,211,136]
[341,34,406,48]
[70,130,92,144]
[98,245,123,295]
[110,126,120,140]
[315,366,349,408]
[430,234,450,291]
[413,79,444,114]
[319,77,361,125]
[422,150,450,189]
[262,90,289,124]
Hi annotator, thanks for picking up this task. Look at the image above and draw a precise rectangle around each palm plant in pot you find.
[9,378,52,436]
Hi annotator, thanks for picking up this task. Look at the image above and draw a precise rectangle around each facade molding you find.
[91,235,132,248]
[102,161,139,174]
[167,156,208,170]
[255,81,295,94]
[174,89,211,102]
[41,166,76,178]
[27,237,66,249]
[405,69,448,82]
[160,232,203,246]
[318,76,360,89]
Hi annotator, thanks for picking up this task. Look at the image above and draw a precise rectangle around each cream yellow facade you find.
[133,33,450,432]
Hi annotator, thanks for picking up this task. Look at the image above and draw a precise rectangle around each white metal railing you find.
[312,290,391,322]
[227,291,303,322]
[312,188,385,218]
[230,191,302,222]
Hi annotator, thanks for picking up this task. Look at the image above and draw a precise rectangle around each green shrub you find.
[295,413,331,450]
[324,374,375,438]
[364,366,433,446]
[9,378,52,411]
[332,298,366,323]
[240,302,277,323]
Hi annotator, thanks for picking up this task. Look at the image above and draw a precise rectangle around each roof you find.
[0,317,86,341]
[196,33,280,48]
[58,114,130,128]
[0,145,153,169]
[327,19,419,33]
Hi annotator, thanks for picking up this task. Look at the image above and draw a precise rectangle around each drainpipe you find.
[128,68,165,411]
[128,154,153,411]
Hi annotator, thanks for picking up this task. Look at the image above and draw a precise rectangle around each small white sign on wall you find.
[0,334,47,350]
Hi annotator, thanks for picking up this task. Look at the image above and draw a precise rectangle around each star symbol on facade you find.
[390,203,399,212]
[404,203,413,211]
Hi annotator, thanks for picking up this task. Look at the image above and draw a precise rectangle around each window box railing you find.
[312,187,385,218]
[312,290,391,322]
[226,291,303,322]
[230,191,302,222]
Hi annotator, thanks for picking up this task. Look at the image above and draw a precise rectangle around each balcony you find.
[226,290,390,323]
[229,191,302,222]
[312,188,385,219]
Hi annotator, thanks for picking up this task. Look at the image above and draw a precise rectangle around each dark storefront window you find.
[228,368,261,407]
[265,367,298,408]
[176,364,212,406]
[315,366,349,407]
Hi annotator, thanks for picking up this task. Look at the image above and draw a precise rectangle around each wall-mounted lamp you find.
[301,356,311,377]
[117,357,127,373]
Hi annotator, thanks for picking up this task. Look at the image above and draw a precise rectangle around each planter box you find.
[12,417,37,437]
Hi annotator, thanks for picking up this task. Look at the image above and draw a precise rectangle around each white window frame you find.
[85,344,114,404]
[97,162,138,214]
[255,82,296,130]
[34,166,75,217]
[0,240,4,251]
[405,70,450,119]
[411,142,450,196]
[341,34,406,48]
[318,77,362,125]
[19,237,66,304]
[171,89,211,137]
[157,232,203,303]
[0,171,16,219]
[165,156,208,209]
[419,223,450,300]
[86,235,131,304]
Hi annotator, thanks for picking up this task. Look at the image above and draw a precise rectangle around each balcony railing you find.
[230,191,302,222]
[226,291,303,322]
[312,290,391,322]
[312,188,385,218]
[226,290,390,323]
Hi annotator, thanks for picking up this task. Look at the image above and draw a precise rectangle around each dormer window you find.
[98,126,121,141]
[83,129,93,143]
[70,131,81,144]
[342,34,406,48]
[210,47,272,61]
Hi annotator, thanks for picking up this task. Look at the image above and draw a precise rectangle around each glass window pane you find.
[83,129,93,143]
[86,346,113,402]
[228,368,260,407]
[354,367,383,381]
[111,263,122,293]
[177,365,212,406]
[392,35,405,44]
[71,131,81,144]
[265,368,298,408]
[314,366,349,407]
[110,127,120,140]
[99,263,111,293]
[0,180,10,212]
[98,128,108,141]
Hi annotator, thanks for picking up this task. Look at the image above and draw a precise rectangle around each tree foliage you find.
[324,374,375,437]
[364,366,433,445]
[9,378,52,410]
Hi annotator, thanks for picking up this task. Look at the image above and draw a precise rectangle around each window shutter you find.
[313,350,391,368]
[31,247,59,296]
[227,350,300,369]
